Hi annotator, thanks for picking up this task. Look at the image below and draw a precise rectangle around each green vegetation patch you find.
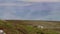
[0,20,60,34]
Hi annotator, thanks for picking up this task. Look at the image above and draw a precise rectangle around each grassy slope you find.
[0,20,60,34]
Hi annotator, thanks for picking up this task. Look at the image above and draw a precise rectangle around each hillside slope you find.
[0,20,60,34]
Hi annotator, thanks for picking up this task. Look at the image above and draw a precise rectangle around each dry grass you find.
[0,20,60,34]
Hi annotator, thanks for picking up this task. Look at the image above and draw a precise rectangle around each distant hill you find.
[6,20,60,26]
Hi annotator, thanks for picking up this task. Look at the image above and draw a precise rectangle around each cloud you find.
[0,6,21,20]
[0,3,32,6]
[0,2,60,21]
[21,2,60,20]
[23,0,60,2]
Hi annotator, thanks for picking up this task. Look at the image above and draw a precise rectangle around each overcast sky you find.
[0,0,60,20]
[22,0,60,2]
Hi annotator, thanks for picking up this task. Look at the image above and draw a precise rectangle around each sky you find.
[0,0,60,21]
[22,0,60,2]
